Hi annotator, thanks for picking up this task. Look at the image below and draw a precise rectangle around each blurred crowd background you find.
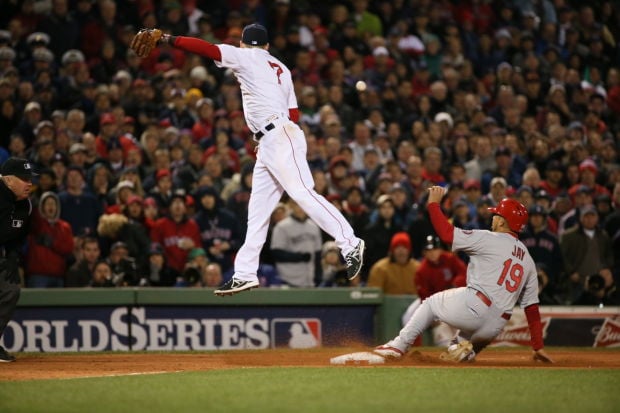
[0,0,618,305]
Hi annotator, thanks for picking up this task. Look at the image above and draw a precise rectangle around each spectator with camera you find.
[560,205,614,304]
[105,241,138,286]
[573,271,619,306]
[144,243,177,287]
[25,191,74,287]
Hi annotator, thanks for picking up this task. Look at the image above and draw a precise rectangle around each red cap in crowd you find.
[390,232,411,252]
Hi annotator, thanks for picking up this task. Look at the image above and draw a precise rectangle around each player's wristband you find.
[160,34,177,45]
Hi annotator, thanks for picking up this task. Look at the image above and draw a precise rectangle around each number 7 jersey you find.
[215,44,297,134]
[452,228,539,312]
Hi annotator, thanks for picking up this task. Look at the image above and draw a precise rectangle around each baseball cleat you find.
[214,278,259,296]
[373,345,405,359]
[345,239,365,280]
[439,340,476,362]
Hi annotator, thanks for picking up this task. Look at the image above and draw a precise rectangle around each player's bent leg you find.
[217,160,283,296]
[262,125,364,275]
[374,295,437,359]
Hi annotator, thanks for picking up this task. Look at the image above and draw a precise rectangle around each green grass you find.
[1,368,619,413]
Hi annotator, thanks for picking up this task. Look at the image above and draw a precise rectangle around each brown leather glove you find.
[129,29,163,58]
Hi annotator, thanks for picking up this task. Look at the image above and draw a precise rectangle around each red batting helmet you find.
[488,198,528,233]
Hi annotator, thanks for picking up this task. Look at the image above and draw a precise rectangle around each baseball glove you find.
[130,29,163,58]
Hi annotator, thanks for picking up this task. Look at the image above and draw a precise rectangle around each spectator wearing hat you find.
[341,186,370,239]
[68,142,88,169]
[318,240,351,288]
[95,112,138,160]
[193,185,242,274]
[25,191,74,288]
[539,160,566,199]
[58,166,102,236]
[560,204,614,304]
[13,101,42,146]
[367,232,419,295]
[31,137,56,172]
[191,97,215,143]
[594,193,613,224]
[363,194,400,279]
[103,240,139,286]
[390,182,416,229]
[143,242,177,287]
[461,179,481,218]
[450,197,476,231]
[568,158,611,199]
[150,189,201,274]
[326,155,353,198]
[481,146,521,194]
[521,204,564,294]
[415,235,466,300]
[159,88,195,130]
[473,195,495,231]
[487,176,508,205]
[148,168,174,212]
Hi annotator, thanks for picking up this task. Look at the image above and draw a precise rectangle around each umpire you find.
[0,157,35,362]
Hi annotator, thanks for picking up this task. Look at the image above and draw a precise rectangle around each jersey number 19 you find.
[497,258,524,293]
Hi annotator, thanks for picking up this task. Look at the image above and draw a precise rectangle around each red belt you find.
[475,290,511,321]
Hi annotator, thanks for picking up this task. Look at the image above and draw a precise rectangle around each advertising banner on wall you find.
[0,305,376,353]
[491,307,620,348]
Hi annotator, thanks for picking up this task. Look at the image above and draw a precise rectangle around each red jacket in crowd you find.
[150,216,201,273]
[26,197,75,278]
[415,251,467,300]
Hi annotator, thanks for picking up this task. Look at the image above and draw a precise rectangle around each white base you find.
[330,351,386,365]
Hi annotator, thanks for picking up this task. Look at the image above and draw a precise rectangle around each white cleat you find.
[374,345,405,360]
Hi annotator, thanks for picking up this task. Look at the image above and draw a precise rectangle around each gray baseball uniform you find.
[386,226,539,350]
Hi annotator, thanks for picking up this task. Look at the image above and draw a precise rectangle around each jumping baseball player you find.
[375,186,553,363]
[129,24,365,296]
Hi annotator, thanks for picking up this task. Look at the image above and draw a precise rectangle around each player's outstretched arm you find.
[130,29,222,61]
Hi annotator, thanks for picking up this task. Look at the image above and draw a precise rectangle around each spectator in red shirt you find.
[150,189,201,274]
[26,191,75,288]
[415,235,467,301]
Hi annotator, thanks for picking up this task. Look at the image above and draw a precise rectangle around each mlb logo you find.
[271,318,321,349]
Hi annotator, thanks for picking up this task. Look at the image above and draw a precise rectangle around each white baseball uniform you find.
[215,44,361,282]
[387,226,539,350]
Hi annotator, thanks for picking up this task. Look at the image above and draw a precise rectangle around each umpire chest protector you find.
[0,180,31,251]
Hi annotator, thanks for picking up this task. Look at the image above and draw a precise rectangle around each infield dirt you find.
[1,348,618,381]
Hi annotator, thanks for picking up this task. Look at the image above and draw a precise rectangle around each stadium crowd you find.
[0,0,618,305]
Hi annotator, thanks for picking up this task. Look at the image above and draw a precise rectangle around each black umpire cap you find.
[242,23,269,46]
[0,157,37,180]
